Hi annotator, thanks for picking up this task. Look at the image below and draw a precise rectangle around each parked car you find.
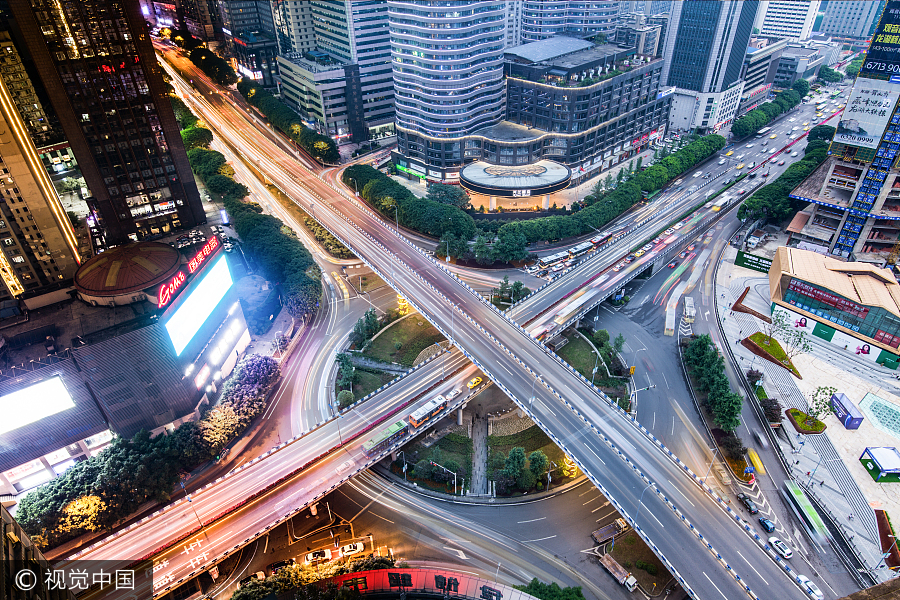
[340,542,366,557]
[737,493,758,514]
[306,549,333,564]
[268,559,296,575]
[758,518,775,533]
[769,537,792,559]
[239,572,266,588]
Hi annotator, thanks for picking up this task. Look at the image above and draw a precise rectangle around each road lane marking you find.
[582,495,601,506]
[583,442,606,465]
[370,513,394,523]
[704,572,728,599]
[522,535,556,543]
[534,399,555,416]
[737,551,768,585]
[667,480,695,507]
[517,517,546,523]
[591,501,611,513]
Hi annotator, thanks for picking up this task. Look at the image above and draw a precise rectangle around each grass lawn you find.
[364,315,446,367]
[787,408,826,433]
[755,385,767,401]
[394,435,473,494]
[488,425,569,485]
[860,457,900,483]
[608,531,672,591]
[556,334,600,379]
[748,332,801,377]
[337,369,395,406]
[349,273,386,293]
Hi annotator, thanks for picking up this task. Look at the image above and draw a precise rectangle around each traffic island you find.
[363,314,446,367]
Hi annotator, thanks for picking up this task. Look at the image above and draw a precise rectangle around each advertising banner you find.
[861,1,900,77]
[835,78,900,150]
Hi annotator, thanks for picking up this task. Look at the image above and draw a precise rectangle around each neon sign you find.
[158,271,186,307]
[189,236,219,273]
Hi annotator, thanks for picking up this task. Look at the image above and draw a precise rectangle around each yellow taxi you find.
[816,113,823,118]
[803,122,809,126]
[467,377,482,389]
[634,249,646,258]
[725,150,734,157]
[838,104,845,109]
[803,126,809,131]
[769,134,777,139]
[736,163,745,169]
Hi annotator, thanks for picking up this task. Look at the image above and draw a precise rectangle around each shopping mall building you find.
[769,247,900,369]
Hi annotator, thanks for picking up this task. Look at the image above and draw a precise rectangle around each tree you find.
[616,168,625,183]
[720,432,747,460]
[231,578,276,600]
[413,459,433,480]
[635,157,643,171]
[792,79,811,98]
[181,126,213,150]
[517,468,537,490]
[336,353,356,389]
[493,229,529,262]
[473,233,494,265]
[760,397,783,423]
[528,450,549,480]
[807,125,836,143]
[613,333,625,353]
[777,324,812,360]
[337,390,354,408]
[593,329,610,347]
[761,310,788,347]
[504,447,527,480]
[818,66,842,83]
[494,275,512,300]
[515,579,586,600]
[58,495,106,534]
[426,184,469,209]
[352,308,379,343]
[604,174,615,190]
[807,385,836,424]
[510,280,528,302]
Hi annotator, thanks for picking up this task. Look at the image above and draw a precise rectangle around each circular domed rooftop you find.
[460,160,571,197]
[75,242,183,297]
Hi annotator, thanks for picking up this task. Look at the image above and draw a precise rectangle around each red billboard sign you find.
[158,271,186,307]
[188,236,219,274]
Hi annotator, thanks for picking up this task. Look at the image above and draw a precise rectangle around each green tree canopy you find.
[792,79,810,97]
[426,184,470,209]
[818,66,842,82]
[181,126,213,150]
[807,124,836,143]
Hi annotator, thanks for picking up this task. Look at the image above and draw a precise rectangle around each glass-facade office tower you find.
[754,0,820,41]
[391,0,506,179]
[661,0,757,133]
[272,0,315,55]
[5,0,204,247]
[520,1,619,42]
[819,0,885,41]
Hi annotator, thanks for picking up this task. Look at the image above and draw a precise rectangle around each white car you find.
[340,542,365,557]
[718,158,726,165]
[768,537,792,559]
[791,151,799,157]
[745,143,755,148]
[642,244,653,251]
[693,170,703,177]
[336,460,355,476]
[446,389,460,400]
[306,549,333,564]
[797,575,823,600]
[769,148,777,153]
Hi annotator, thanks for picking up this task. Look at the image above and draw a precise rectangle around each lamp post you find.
[350,177,358,196]
[807,450,824,486]
[430,459,457,494]
[703,446,722,482]
[634,482,653,527]
[546,460,557,491]
[178,478,204,533]
[530,372,538,405]
[398,450,408,480]
[591,350,600,385]
[874,535,897,571]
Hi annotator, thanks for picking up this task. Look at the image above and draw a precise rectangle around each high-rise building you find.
[310,0,394,139]
[1,0,203,251]
[218,0,279,87]
[391,0,506,181]
[739,37,788,115]
[819,0,885,42]
[179,0,224,47]
[520,1,619,43]
[2,505,77,600]
[661,0,758,133]
[506,0,522,48]
[754,1,820,41]
[788,0,900,261]
[272,0,315,55]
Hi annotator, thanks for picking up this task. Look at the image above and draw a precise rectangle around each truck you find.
[683,297,696,324]
[599,554,638,592]
[591,518,629,545]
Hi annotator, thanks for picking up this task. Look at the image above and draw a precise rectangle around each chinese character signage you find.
[835,78,900,150]
[861,1,900,77]
[787,279,870,319]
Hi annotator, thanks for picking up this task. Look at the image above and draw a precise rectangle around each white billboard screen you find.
[165,254,233,356]
[0,377,75,434]
[835,78,900,150]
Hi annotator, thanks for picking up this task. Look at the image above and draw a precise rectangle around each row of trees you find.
[189,47,238,87]
[15,355,280,549]
[342,164,477,240]
[736,128,833,222]
[303,215,355,259]
[186,146,323,318]
[491,275,530,303]
[731,85,804,138]
[497,135,726,244]
[818,66,843,83]
[237,78,340,163]
[683,335,744,437]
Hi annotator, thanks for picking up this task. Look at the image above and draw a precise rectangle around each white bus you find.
[538,251,569,270]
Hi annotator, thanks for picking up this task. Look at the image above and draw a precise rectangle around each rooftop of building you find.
[773,246,900,317]
[472,121,542,143]
[460,160,571,191]
[279,49,348,72]
[74,241,182,297]
[544,44,634,70]
[234,30,276,45]
[782,44,821,58]
[789,156,855,208]
[505,37,594,64]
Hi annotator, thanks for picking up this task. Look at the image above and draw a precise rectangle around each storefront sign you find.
[788,279,869,318]
[188,236,220,274]
[158,271,186,307]
[512,189,532,197]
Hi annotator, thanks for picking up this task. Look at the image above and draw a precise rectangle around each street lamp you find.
[702,446,722,482]
[806,450,824,486]
[530,372,538,405]
[430,459,458,494]
[591,350,600,385]
[634,482,653,527]
[546,460,557,491]
[349,177,358,196]
[398,450,408,480]
[874,535,897,571]
[178,478,204,533]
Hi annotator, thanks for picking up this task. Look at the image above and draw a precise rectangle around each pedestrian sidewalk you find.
[713,244,893,582]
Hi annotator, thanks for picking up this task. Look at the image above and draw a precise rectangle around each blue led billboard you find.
[164,254,233,355]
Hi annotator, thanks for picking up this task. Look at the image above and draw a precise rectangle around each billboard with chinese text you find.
[861,1,900,77]
[834,78,900,150]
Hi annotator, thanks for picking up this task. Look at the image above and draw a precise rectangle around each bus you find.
[711,197,729,212]
[408,395,449,428]
[538,251,569,270]
[664,307,676,336]
[831,90,842,100]
[782,481,830,543]
[816,103,827,112]
[755,127,772,138]
[362,420,407,457]
[569,241,594,258]
[553,289,598,326]
[683,296,696,323]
